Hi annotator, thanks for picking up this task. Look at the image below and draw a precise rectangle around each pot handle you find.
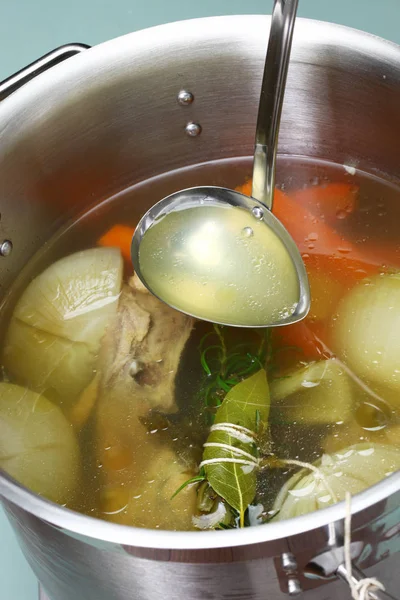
[336,563,398,600]
[0,43,90,101]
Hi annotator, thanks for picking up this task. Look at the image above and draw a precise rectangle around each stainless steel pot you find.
[0,15,399,600]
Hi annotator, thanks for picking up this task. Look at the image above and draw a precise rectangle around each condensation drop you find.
[242,226,254,238]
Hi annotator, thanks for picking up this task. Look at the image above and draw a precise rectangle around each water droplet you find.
[242,226,254,238]
[252,206,264,220]
[336,209,348,220]
[307,232,319,242]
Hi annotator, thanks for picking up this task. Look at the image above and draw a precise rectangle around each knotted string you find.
[344,492,386,600]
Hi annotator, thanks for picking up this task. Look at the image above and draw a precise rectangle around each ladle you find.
[131,0,310,327]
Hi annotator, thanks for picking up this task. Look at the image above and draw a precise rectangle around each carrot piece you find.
[68,373,100,430]
[236,181,350,258]
[289,182,359,222]
[98,224,135,263]
[273,320,334,362]
[236,180,400,272]
[236,180,358,222]
[236,180,252,197]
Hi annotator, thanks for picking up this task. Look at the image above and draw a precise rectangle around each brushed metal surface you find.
[0,15,399,600]
[4,500,400,600]
[38,585,50,600]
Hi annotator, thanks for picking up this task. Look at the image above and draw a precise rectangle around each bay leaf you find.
[203,369,270,526]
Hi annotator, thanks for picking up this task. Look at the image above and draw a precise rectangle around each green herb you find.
[197,325,271,423]
[170,474,206,499]
[203,369,270,527]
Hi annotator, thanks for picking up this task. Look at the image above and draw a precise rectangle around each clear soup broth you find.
[1,156,400,530]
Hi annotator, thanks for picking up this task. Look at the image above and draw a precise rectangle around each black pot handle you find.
[0,43,90,101]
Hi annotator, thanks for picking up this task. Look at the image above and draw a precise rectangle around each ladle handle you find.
[252,0,299,210]
[0,43,90,101]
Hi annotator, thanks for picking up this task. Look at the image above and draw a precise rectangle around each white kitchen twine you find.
[208,423,256,444]
[344,492,386,600]
[199,423,258,469]
[199,427,384,600]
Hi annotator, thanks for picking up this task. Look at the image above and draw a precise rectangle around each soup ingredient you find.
[236,180,359,224]
[333,273,400,398]
[8,247,123,345]
[236,183,355,260]
[197,324,271,422]
[3,248,123,408]
[69,373,101,430]
[385,425,400,446]
[0,383,80,503]
[96,274,195,529]
[98,224,136,264]
[4,320,98,405]
[270,359,353,424]
[289,182,359,223]
[99,423,197,530]
[138,204,300,326]
[272,442,400,520]
[323,421,385,454]
[323,399,392,453]
[192,492,233,530]
[273,320,333,362]
[99,274,194,413]
[192,369,270,528]
[237,182,399,281]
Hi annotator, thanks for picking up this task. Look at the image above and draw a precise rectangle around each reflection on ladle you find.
[131,0,310,327]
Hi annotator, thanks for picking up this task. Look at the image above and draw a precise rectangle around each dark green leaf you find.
[203,369,270,526]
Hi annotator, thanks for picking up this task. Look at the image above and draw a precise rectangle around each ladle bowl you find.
[132,185,310,327]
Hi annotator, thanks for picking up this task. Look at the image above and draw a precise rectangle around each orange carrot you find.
[273,320,334,362]
[289,182,359,222]
[236,181,399,273]
[236,182,351,258]
[98,224,135,263]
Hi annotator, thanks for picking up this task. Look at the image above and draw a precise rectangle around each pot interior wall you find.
[0,16,399,298]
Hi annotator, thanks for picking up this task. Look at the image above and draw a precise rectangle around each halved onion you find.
[333,273,400,397]
[270,359,353,424]
[3,248,123,405]
[11,247,123,347]
[273,442,400,520]
[0,383,80,503]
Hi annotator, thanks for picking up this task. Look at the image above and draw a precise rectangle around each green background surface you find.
[0,1,399,598]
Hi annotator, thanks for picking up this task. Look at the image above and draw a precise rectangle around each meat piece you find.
[97,409,197,530]
[100,274,194,413]
[95,274,197,530]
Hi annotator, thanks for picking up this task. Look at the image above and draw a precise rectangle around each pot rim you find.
[1,14,400,550]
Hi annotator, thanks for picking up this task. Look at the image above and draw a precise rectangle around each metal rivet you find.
[252,206,264,220]
[287,578,303,596]
[185,122,202,137]
[281,552,298,574]
[177,90,194,105]
[0,240,13,257]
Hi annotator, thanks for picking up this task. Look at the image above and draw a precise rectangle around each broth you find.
[1,156,400,530]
